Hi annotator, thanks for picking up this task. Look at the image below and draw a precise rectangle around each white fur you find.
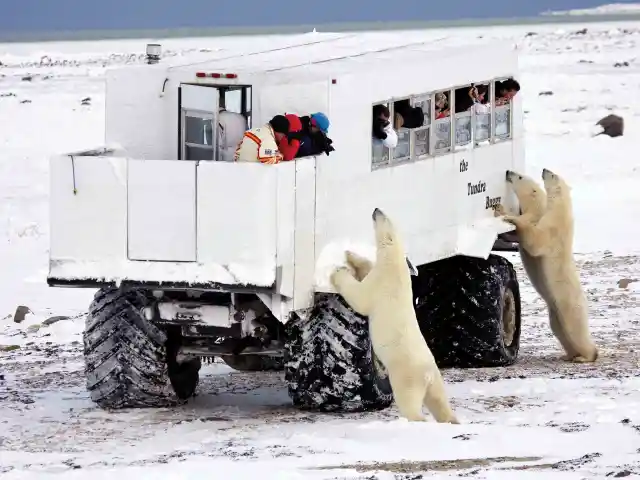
[330,209,459,423]
[496,169,598,362]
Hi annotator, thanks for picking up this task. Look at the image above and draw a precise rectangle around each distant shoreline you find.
[2,12,640,44]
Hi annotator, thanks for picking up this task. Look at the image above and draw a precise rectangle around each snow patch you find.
[48,259,276,287]
[314,240,376,291]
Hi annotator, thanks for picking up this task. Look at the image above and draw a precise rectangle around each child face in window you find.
[435,94,448,110]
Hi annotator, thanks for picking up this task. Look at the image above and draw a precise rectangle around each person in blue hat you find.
[295,112,335,158]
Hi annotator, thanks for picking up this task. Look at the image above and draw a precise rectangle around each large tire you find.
[413,254,521,368]
[83,287,201,409]
[284,293,393,412]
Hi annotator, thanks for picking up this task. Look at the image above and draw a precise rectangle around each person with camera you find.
[296,112,335,158]
[372,104,398,148]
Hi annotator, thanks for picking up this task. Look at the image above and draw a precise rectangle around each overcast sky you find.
[1,0,633,32]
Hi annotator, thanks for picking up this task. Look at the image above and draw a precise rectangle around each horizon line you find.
[2,12,640,44]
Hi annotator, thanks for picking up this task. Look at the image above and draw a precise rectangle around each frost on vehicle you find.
[47,37,525,412]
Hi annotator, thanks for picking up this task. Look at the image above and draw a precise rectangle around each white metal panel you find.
[466,142,514,217]
[49,154,127,262]
[292,157,317,310]
[181,84,219,111]
[275,163,296,297]
[105,67,171,160]
[176,34,506,78]
[127,159,197,262]
[258,80,328,127]
[196,161,277,273]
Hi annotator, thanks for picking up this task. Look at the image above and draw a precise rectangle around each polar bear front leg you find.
[345,250,374,281]
[515,222,553,257]
[330,266,372,316]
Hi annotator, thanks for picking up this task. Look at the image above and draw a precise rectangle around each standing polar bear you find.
[495,169,598,362]
[330,208,459,423]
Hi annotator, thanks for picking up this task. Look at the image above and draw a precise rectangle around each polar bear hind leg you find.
[345,250,374,281]
[330,267,372,316]
[388,371,428,421]
[550,308,598,362]
[423,372,460,424]
[549,309,578,360]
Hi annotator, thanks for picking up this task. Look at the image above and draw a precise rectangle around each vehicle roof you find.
[166,31,513,79]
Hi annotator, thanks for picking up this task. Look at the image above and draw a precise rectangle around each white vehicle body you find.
[48,34,523,323]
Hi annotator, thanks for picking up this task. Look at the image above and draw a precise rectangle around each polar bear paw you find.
[493,203,507,217]
[330,266,352,287]
[562,353,598,363]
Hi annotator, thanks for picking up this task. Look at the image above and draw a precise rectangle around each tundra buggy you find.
[48,33,524,412]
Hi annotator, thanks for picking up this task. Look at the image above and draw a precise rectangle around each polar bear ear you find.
[405,257,418,276]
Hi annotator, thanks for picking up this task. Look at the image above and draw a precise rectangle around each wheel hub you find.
[501,288,516,347]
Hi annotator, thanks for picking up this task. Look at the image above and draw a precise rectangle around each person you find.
[277,113,304,161]
[393,100,424,129]
[296,112,334,158]
[372,104,398,148]
[234,115,289,164]
[217,90,248,162]
[495,78,521,106]
[455,84,489,114]
[434,92,450,119]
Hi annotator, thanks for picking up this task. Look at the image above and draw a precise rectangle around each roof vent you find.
[145,43,162,64]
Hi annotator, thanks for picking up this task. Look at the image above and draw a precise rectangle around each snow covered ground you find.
[3,20,640,479]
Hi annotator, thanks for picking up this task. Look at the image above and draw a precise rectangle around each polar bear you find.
[330,208,459,423]
[495,169,598,362]
[496,170,550,306]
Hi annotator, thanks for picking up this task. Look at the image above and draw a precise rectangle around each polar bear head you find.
[372,208,405,254]
[506,170,547,219]
[542,168,571,208]
[371,208,417,276]
[372,208,395,244]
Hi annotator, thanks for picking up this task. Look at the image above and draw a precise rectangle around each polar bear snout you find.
[506,170,523,183]
[542,168,557,180]
[372,207,385,221]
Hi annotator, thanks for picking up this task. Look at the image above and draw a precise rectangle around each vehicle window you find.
[494,79,512,140]
[223,88,242,114]
[473,83,491,145]
[411,95,430,158]
[371,102,391,169]
[453,86,473,150]
[393,128,411,163]
[391,98,411,164]
[432,90,452,152]
[185,145,215,161]
[185,116,213,146]
[368,75,516,170]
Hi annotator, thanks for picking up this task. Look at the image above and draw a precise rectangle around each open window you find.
[453,85,473,151]
[409,95,430,158]
[371,102,391,169]
[179,84,252,161]
[473,83,491,146]
[432,90,452,153]
[391,98,411,164]
[493,78,517,141]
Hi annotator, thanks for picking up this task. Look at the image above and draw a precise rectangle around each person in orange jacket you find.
[277,113,303,161]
